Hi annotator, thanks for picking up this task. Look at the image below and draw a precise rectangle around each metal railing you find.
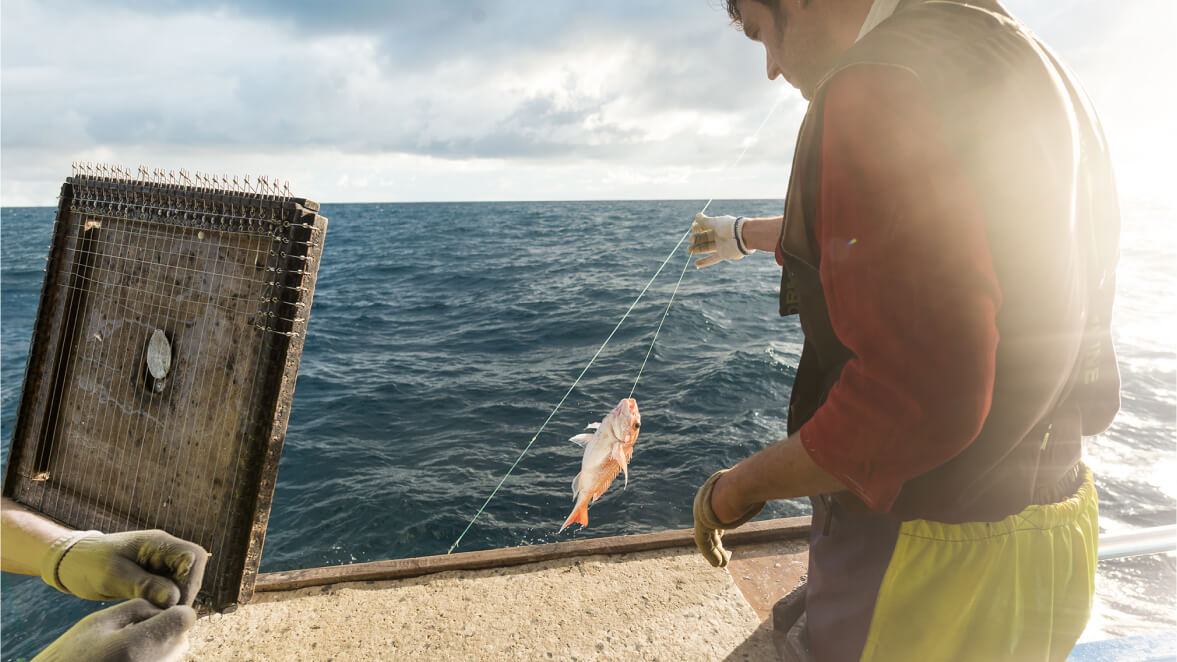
[1099,525,1176,560]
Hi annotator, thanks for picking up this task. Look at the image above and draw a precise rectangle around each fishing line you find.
[627,90,790,396]
[447,90,788,554]
[446,232,692,554]
[629,249,692,398]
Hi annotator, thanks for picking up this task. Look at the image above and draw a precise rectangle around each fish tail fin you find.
[559,500,589,533]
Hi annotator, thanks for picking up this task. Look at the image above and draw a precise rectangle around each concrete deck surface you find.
[185,539,806,661]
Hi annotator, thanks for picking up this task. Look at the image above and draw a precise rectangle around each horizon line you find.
[0,196,788,209]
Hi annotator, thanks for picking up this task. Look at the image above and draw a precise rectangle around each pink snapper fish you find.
[559,398,641,532]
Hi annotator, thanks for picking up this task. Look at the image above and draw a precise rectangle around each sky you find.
[1,1,1174,205]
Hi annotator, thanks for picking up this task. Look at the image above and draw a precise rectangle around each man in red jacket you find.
[690,1,1121,660]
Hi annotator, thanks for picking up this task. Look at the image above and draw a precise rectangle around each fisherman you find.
[689,1,1120,660]
[1,497,207,661]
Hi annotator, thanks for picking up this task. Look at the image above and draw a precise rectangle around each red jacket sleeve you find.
[797,64,1002,512]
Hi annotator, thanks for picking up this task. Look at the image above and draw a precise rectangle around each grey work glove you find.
[693,469,764,568]
[33,599,195,662]
[688,213,753,268]
[44,530,208,608]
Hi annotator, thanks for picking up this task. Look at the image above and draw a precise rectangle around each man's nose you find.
[766,51,782,80]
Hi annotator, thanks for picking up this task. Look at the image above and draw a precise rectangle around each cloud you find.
[1,0,1172,204]
[2,2,777,149]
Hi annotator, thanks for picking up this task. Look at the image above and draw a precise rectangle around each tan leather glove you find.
[693,469,764,568]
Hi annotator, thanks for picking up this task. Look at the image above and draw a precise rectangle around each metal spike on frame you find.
[71,162,292,198]
[64,163,322,339]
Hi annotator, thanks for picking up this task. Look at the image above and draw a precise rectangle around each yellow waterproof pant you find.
[860,468,1098,662]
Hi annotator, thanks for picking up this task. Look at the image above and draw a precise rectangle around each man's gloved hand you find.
[693,469,765,568]
[45,530,208,608]
[688,213,753,268]
[33,599,195,662]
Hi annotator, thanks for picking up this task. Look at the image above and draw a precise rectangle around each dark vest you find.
[779,0,1121,523]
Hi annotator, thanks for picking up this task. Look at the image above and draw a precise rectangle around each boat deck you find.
[185,518,810,661]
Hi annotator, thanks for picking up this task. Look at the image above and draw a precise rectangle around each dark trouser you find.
[772,579,812,661]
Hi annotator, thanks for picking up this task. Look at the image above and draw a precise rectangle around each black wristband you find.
[733,217,751,255]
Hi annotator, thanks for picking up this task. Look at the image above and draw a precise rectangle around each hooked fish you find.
[559,398,641,532]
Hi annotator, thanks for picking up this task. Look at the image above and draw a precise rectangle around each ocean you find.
[1,199,1173,659]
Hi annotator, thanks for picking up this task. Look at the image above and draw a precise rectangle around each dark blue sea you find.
[2,199,1173,659]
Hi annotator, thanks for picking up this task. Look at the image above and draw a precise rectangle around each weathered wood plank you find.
[255,516,812,592]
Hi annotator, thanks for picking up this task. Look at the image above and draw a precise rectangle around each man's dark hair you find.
[724,0,775,27]
[724,0,744,24]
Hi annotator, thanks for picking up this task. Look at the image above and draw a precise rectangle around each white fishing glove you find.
[32,599,195,662]
[43,529,208,608]
[688,213,754,268]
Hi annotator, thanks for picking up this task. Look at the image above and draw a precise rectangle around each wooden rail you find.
[255,516,812,592]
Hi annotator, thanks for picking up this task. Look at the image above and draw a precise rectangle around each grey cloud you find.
[2,0,1167,204]
[47,1,704,69]
[2,0,782,165]
[0,0,853,197]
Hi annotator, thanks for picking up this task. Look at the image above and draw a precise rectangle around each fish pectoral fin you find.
[569,433,594,447]
[611,444,630,490]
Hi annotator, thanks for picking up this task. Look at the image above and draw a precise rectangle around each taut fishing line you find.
[447,91,788,554]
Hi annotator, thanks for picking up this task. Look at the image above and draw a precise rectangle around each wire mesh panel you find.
[3,167,327,612]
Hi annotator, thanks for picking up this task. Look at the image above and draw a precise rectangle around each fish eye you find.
[633,422,640,429]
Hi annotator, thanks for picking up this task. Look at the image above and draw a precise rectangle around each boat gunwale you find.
[254,516,812,592]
